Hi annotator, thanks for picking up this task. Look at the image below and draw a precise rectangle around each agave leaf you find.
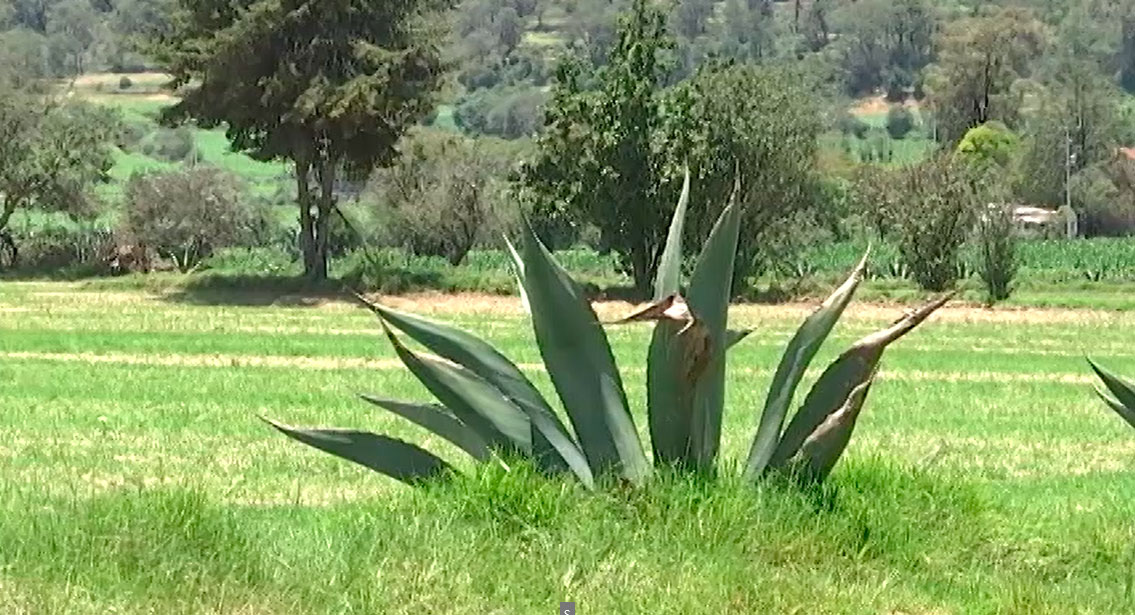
[356,297,589,483]
[684,181,743,468]
[653,168,691,300]
[381,321,531,455]
[1087,360,1135,428]
[360,395,491,462]
[1094,388,1135,429]
[514,217,649,484]
[620,294,713,466]
[744,251,869,479]
[725,328,754,350]
[264,419,453,485]
[785,378,874,484]
[768,293,953,470]
[644,170,695,466]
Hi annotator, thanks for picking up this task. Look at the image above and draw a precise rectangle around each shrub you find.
[268,176,950,489]
[5,211,115,275]
[118,76,133,90]
[454,85,547,139]
[885,105,915,140]
[367,129,521,265]
[122,166,265,271]
[143,127,196,162]
[976,204,1018,303]
[860,156,980,291]
[1071,160,1135,237]
[837,112,870,139]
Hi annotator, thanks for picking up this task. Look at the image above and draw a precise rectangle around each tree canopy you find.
[154,0,450,280]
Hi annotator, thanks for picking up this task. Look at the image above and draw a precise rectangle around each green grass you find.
[1,282,1134,613]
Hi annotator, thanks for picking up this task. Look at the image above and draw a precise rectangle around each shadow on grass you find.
[160,274,352,307]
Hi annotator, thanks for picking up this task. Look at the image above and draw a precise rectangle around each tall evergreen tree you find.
[154,0,449,280]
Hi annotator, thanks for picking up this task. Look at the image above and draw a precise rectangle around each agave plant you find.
[1087,360,1135,430]
[267,174,951,488]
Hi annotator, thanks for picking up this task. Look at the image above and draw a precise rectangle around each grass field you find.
[2,281,1134,613]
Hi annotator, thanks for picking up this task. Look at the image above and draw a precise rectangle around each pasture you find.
[1,281,1134,613]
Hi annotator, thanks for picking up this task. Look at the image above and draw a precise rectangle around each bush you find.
[836,112,870,139]
[367,129,522,265]
[5,211,115,275]
[1072,159,1135,237]
[200,246,298,276]
[859,156,980,291]
[122,166,267,271]
[454,85,547,139]
[118,76,133,90]
[142,127,196,162]
[885,106,915,140]
[976,204,1018,302]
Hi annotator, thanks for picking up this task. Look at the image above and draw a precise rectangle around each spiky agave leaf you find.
[381,320,531,455]
[360,395,492,462]
[767,293,953,472]
[644,170,698,466]
[684,179,743,469]
[1087,359,1135,429]
[508,218,650,485]
[356,297,593,486]
[744,251,869,479]
[785,378,874,484]
[263,419,453,485]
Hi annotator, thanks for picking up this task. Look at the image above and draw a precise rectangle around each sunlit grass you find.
[1,283,1133,613]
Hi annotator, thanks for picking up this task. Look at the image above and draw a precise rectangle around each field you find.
[2,281,1134,613]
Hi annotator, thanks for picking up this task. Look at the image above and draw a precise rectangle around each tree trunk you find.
[309,158,337,283]
[0,198,17,233]
[295,159,320,280]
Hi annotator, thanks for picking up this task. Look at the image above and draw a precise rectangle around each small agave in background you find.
[267,172,952,488]
[1087,360,1135,431]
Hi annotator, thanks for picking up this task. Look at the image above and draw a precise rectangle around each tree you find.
[0,28,51,88]
[0,92,117,242]
[925,7,1047,144]
[660,62,824,286]
[831,0,936,97]
[956,121,1019,170]
[523,0,672,292]
[45,0,98,77]
[155,0,448,282]
[123,166,265,271]
[714,0,775,64]
[885,105,916,140]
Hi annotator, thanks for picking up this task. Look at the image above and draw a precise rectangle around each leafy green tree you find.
[925,7,1047,144]
[0,28,51,88]
[523,0,672,291]
[661,62,823,286]
[46,0,98,77]
[885,105,916,140]
[715,0,775,64]
[858,155,980,292]
[956,121,1019,170]
[0,92,117,239]
[454,85,546,139]
[831,0,936,97]
[155,0,449,281]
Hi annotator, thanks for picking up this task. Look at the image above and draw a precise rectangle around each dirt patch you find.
[373,292,1135,326]
[850,95,921,116]
[73,72,172,87]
